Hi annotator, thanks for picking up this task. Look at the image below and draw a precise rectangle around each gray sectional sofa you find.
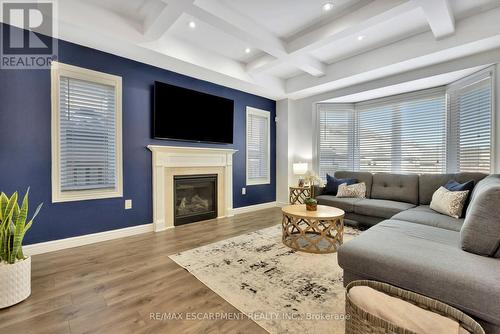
[315,171,500,333]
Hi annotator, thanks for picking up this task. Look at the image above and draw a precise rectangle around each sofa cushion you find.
[325,174,356,195]
[419,174,456,205]
[315,195,362,213]
[338,220,500,326]
[392,206,464,232]
[371,173,419,205]
[345,213,384,227]
[353,199,415,219]
[461,175,500,257]
[454,172,488,190]
[419,173,487,206]
[335,171,373,198]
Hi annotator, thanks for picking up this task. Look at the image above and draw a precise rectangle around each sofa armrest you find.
[313,185,325,198]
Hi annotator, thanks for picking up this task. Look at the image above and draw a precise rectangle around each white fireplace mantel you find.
[148,145,238,231]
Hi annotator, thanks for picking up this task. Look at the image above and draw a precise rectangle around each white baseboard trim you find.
[231,201,278,215]
[275,201,288,207]
[24,223,154,256]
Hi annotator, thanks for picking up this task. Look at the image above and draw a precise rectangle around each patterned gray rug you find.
[169,224,361,334]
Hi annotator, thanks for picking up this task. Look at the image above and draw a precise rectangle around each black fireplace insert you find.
[174,174,218,226]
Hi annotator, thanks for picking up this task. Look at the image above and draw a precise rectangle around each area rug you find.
[169,224,361,334]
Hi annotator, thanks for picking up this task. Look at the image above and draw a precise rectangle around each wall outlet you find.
[125,199,132,209]
[241,187,246,195]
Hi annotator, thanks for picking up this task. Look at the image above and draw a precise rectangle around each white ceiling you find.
[219,0,365,39]
[7,0,500,100]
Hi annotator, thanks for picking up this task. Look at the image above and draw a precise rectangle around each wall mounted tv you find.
[153,81,234,144]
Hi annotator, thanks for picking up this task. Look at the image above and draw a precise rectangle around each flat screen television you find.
[153,81,234,144]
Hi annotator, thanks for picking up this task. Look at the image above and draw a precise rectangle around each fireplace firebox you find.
[174,174,218,226]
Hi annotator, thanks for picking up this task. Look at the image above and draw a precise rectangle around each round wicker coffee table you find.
[281,204,345,254]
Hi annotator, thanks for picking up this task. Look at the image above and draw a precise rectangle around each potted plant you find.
[305,197,318,211]
[0,189,42,308]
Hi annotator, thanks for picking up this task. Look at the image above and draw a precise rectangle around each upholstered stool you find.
[345,280,484,334]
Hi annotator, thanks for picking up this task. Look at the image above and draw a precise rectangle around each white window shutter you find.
[356,89,446,173]
[59,76,117,191]
[317,104,355,180]
[448,71,492,173]
[246,107,270,185]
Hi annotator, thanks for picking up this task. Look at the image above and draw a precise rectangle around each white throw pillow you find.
[430,186,469,219]
[336,182,366,198]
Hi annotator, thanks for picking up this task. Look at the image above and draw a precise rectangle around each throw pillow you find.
[325,174,357,195]
[444,180,475,218]
[430,186,469,219]
[336,182,366,198]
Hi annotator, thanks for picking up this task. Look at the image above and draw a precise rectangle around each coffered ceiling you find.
[8,0,500,100]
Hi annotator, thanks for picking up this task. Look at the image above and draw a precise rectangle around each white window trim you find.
[246,106,271,186]
[51,61,123,203]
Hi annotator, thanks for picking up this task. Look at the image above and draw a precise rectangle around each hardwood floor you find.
[0,208,283,334]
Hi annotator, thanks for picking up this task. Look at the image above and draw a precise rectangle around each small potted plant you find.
[305,197,318,211]
[0,189,42,308]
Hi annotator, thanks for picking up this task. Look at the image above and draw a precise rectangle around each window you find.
[51,62,122,202]
[316,68,494,177]
[448,69,493,173]
[246,107,270,185]
[317,104,355,180]
[356,89,446,173]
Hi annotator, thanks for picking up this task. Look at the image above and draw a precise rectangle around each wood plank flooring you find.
[0,208,283,334]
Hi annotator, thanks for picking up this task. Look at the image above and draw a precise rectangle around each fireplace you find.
[174,174,218,226]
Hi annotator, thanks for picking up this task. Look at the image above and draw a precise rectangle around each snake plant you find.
[0,189,42,264]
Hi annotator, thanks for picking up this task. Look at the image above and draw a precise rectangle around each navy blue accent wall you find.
[0,27,276,244]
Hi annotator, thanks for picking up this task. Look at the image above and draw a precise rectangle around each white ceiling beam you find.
[285,7,500,99]
[288,54,326,77]
[143,0,194,41]
[248,0,416,75]
[184,0,326,77]
[415,0,455,40]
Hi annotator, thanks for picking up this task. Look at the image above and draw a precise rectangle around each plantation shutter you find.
[356,88,446,173]
[317,104,355,179]
[247,108,270,184]
[448,70,492,173]
[59,76,117,191]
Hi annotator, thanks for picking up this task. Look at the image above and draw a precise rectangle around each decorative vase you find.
[306,203,317,211]
[0,256,31,308]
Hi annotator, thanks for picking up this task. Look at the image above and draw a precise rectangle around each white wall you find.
[276,99,290,204]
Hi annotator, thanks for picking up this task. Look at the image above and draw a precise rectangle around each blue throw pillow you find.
[444,180,475,217]
[325,174,357,195]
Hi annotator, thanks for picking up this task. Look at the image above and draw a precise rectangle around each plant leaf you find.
[11,189,29,262]
[0,192,8,221]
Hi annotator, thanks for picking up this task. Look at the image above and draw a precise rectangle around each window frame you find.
[246,106,271,186]
[51,61,123,203]
[314,68,496,177]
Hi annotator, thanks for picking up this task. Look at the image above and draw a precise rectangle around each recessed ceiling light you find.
[245,48,251,54]
[322,2,334,11]
[188,21,196,29]
[357,35,365,41]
